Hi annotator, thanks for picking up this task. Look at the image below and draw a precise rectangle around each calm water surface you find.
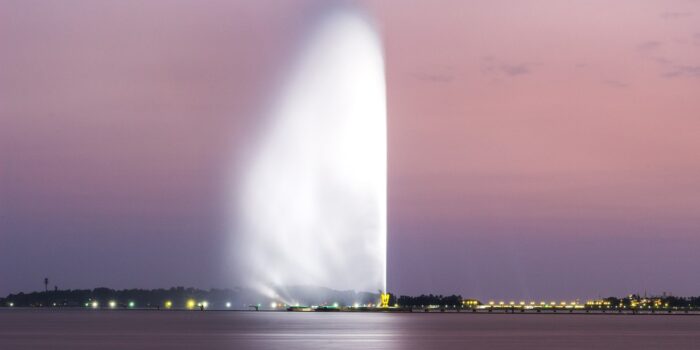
[1,309,699,349]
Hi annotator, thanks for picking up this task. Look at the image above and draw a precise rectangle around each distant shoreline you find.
[4,288,700,314]
[3,307,700,316]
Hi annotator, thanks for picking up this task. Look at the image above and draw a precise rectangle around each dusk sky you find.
[2,0,700,300]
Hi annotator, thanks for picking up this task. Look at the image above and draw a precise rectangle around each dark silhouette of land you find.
[3,286,700,312]
[0,286,380,309]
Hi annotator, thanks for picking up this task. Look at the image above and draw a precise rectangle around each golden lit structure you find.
[380,293,390,308]
[462,299,480,308]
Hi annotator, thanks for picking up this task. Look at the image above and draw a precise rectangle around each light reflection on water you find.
[1,310,700,349]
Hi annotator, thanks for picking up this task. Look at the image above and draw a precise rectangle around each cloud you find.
[481,57,534,77]
[664,65,700,78]
[602,80,629,88]
[637,40,662,52]
[642,39,700,79]
[500,64,530,76]
[412,65,454,83]
[653,57,672,65]
[660,11,693,19]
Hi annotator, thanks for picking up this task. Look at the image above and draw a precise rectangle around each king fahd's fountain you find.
[232,6,387,305]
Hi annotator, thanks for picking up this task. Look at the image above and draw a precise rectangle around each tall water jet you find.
[233,7,386,303]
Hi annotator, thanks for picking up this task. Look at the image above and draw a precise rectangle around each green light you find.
[128,301,135,308]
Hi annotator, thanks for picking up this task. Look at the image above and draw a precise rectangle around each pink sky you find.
[1,0,700,299]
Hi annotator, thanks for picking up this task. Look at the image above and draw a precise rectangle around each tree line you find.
[395,294,463,308]
[0,287,235,308]
[4,288,700,309]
